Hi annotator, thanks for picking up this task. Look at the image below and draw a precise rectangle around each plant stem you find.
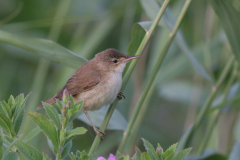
[197,60,238,155]
[124,81,156,152]
[118,0,193,152]
[88,0,171,155]
[177,55,235,152]
[56,153,60,160]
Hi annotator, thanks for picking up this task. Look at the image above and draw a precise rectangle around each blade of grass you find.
[197,61,238,155]
[118,0,193,152]
[177,55,235,152]
[88,0,171,155]
[208,0,240,63]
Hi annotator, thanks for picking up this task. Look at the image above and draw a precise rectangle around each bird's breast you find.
[74,72,122,111]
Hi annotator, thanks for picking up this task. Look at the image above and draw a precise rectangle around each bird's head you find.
[95,48,140,73]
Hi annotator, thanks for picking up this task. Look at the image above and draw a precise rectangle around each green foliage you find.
[117,139,192,160]
[2,152,18,160]
[22,127,41,143]
[43,102,61,129]
[43,153,52,160]
[5,137,43,160]
[0,93,30,138]
[27,111,60,153]
[69,150,94,160]
[208,0,240,63]
[0,92,87,160]
[26,89,86,158]
[0,30,87,69]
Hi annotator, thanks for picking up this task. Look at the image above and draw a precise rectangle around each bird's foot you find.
[94,128,105,140]
[117,92,125,100]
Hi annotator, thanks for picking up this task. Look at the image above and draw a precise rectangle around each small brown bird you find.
[37,48,140,139]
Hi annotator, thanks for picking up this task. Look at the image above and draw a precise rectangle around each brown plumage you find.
[37,48,140,139]
[37,59,101,110]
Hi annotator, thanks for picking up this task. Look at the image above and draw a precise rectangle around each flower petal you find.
[107,154,116,160]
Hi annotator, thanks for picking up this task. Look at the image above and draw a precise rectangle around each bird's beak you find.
[124,55,141,63]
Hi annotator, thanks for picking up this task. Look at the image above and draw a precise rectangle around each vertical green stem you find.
[177,55,235,151]
[118,0,193,152]
[197,61,238,154]
[124,81,156,152]
[88,0,171,155]
[56,153,60,160]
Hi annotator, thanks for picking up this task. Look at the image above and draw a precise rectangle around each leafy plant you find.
[116,139,192,160]
[0,91,87,160]
[27,89,87,159]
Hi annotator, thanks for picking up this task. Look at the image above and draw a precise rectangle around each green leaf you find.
[66,109,75,122]
[14,94,24,104]
[69,96,75,109]
[176,126,192,152]
[173,148,192,160]
[208,0,240,62]
[14,141,43,160]
[7,95,15,108]
[61,140,72,159]
[135,147,142,160]
[69,153,76,160]
[131,154,137,160]
[74,100,84,112]
[67,127,87,138]
[127,21,152,57]
[42,153,51,160]
[162,143,177,159]
[141,152,151,160]
[0,113,16,137]
[22,127,41,143]
[43,102,61,129]
[0,30,87,69]
[229,141,240,160]
[13,93,30,134]
[3,152,18,160]
[1,102,12,118]
[27,111,59,152]
[165,153,175,160]
[79,150,90,160]
[146,149,160,160]
[142,138,155,151]
[56,99,63,110]
[2,136,21,160]
[117,151,123,159]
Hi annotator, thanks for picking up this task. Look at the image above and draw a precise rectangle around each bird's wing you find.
[55,70,101,99]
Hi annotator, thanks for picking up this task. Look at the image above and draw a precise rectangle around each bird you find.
[37,48,140,140]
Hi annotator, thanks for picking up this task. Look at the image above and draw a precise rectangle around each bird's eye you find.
[113,59,118,63]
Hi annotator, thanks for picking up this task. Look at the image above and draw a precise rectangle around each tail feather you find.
[37,97,56,110]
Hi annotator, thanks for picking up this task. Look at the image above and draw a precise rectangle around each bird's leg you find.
[117,91,125,100]
[82,108,105,140]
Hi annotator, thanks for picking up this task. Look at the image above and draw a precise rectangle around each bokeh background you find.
[0,0,240,159]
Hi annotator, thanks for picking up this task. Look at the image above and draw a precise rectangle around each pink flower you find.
[97,153,116,160]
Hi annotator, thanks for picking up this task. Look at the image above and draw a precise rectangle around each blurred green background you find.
[1,0,240,159]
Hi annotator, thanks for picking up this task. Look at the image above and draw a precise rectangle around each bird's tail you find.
[37,97,56,110]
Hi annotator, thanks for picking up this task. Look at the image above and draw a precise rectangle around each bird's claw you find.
[117,92,125,100]
[94,128,105,140]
